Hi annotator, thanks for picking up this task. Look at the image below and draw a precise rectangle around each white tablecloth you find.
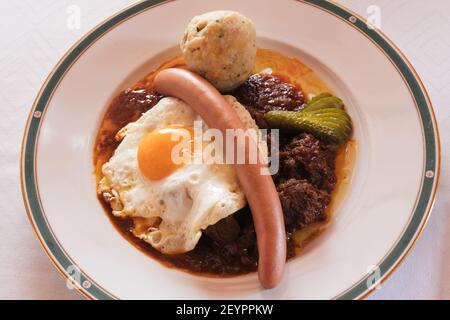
[1,0,448,300]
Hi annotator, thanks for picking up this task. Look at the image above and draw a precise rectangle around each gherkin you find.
[306,92,332,105]
[264,93,352,145]
[303,93,344,112]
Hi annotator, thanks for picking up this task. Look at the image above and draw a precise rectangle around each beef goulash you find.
[94,10,355,289]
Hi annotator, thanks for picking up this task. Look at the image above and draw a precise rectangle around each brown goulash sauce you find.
[94,49,356,276]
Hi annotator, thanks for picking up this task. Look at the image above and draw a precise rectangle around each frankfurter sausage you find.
[154,68,286,289]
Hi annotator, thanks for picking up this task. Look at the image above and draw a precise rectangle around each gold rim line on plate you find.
[300,0,441,300]
[322,0,441,300]
[20,0,176,301]
[20,0,441,300]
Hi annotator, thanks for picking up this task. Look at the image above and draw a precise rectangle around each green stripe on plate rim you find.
[22,0,439,300]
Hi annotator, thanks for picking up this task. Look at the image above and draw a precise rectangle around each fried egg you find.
[98,96,266,254]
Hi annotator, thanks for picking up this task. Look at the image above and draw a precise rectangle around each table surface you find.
[1,0,448,300]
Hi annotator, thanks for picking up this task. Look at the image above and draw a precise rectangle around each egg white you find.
[98,96,266,254]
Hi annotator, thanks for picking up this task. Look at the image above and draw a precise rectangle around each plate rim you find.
[20,0,441,300]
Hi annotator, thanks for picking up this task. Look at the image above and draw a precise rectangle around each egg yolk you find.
[137,126,194,181]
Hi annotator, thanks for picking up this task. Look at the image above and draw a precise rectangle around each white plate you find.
[21,0,440,300]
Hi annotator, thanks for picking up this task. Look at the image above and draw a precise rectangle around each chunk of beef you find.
[278,133,337,193]
[189,208,259,274]
[277,178,331,230]
[204,215,241,245]
[106,88,163,128]
[232,74,305,128]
